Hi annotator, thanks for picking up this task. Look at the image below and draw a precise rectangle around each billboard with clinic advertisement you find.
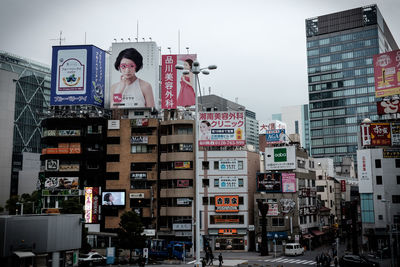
[198,111,245,146]
[373,49,400,97]
[50,45,105,107]
[161,54,197,109]
[109,42,159,109]
[84,187,100,223]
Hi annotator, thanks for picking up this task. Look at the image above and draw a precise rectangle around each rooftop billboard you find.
[50,45,105,107]
[109,42,159,109]
[161,54,197,109]
[265,146,296,170]
[198,111,245,146]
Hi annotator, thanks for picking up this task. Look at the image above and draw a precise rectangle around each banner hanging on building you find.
[109,42,159,109]
[256,173,282,192]
[161,54,197,109]
[281,173,296,193]
[357,149,373,193]
[51,45,105,107]
[198,111,245,146]
[373,49,400,97]
[377,100,400,115]
[266,129,287,144]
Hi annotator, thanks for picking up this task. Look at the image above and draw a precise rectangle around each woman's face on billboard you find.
[119,58,136,79]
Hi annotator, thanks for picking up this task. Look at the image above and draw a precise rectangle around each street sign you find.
[106,247,115,264]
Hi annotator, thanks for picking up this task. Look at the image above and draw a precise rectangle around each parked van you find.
[284,243,304,256]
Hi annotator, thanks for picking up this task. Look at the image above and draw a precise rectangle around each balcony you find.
[160,170,194,180]
[160,207,192,216]
[160,152,194,162]
[160,135,193,144]
[160,188,194,198]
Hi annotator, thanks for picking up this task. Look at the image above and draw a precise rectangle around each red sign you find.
[373,49,400,97]
[341,180,346,192]
[161,55,177,109]
[370,123,391,146]
[177,179,189,187]
[377,100,400,115]
[218,229,237,235]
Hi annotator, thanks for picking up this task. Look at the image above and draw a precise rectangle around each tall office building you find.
[0,51,51,206]
[306,5,398,166]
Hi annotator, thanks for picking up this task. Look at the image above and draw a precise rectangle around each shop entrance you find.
[215,237,244,250]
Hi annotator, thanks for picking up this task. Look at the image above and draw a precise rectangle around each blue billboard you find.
[265,129,286,144]
[50,45,105,107]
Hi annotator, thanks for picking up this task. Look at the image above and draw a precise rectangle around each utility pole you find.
[258,200,269,256]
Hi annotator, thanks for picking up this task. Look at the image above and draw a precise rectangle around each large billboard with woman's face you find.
[161,54,197,109]
[101,191,125,206]
[109,42,159,109]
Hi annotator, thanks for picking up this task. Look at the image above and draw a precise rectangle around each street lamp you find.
[176,61,217,267]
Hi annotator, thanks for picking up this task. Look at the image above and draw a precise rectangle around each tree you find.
[6,195,20,215]
[60,197,82,214]
[118,211,145,262]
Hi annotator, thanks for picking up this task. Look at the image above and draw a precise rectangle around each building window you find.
[317,186,325,192]
[202,197,209,205]
[329,186,332,193]
[378,215,383,220]
[106,154,120,162]
[239,197,244,205]
[376,176,382,185]
[202,179,209,187]
[202,161,209,170]
[177,127,193,135]
[392,195,400,204]
[396,159,400,168]
[397,176,400,184]
[272,218,285,227]
[210,197,215,205]
[330,200,333,208]
[107,137,120,144]
[87,161,99,169]
[214,179,219,187]
[377,195,382,200]
[214,161,219,169]
[360,193,374,223]
[131,145,148,153]
[238,161,244,170]
[394,215,400,224]
[375,159,381,168]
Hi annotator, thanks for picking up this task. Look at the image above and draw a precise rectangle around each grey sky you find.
[1,0,399,122]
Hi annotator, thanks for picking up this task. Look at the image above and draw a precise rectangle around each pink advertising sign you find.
[282,173,296,193]
[198,111,246,146]
[373,49,400,98]
[161,54,197,109]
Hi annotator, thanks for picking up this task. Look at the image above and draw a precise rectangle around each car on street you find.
[339,254,379,267]
[284,243,304,256]
[78,252,106,266]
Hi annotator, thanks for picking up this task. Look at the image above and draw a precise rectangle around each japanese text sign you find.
[215,195,239,213]
[374,49,400,97]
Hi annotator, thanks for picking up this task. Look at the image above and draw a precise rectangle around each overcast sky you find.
[1,0,399,122]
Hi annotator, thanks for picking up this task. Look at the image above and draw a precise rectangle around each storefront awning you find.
[14,251,35,258]
[302,234,313,239]
[311,230,324,236]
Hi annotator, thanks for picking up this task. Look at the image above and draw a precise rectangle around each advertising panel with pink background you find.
[373,49,400,97]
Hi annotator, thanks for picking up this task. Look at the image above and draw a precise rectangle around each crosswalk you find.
[263,257,316,265]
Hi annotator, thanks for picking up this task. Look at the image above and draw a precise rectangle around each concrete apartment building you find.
[158,111,195,243]
[199,150,259,251]
[105,114,159,233]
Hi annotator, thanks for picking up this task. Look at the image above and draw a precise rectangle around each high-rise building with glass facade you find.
[0,51,51,202]
[306,5,398,165]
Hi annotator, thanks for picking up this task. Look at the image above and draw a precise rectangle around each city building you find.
[357,148,400,252]
[158,109,195,245]
[254,146,320,252]
[199,150,259,251]
[306,4,398,166]
[0,51,51,207]
[199,94,259,151]
[104,110,159,235]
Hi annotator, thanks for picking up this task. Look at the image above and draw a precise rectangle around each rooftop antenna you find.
[142,38,145,42]
[167,47,172,54]
[50,30,66,46]
[208,86,211,95]
[235,97,238,103]
[137,20,139,41]
[149,37,152,41]
[121,38,124,42]
[186,47,190,54]
[113,38,117,42]
[84,32,87,44]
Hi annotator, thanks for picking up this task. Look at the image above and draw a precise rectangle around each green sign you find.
[274,148,287,162]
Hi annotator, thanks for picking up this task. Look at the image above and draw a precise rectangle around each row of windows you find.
[310,97,375,110]
[307,29,377,48]
[202,160,244,170]
[310,89,375,102]
[375,159,400,169]
[312,135,357,146]
[308,58,374,75]
[308,76,374,93]
[311,126,358,136]
[309,68,374,82]
[307,39,378,57]
[312,145,357,155]
[308,48,379,66]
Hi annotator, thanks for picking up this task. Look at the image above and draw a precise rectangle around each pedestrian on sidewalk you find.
[315,254,320,267]
[209,250,214,265]
[218,253,223,267]
[333,256,338,267]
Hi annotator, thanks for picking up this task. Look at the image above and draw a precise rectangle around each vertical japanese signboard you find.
[374,49,400,97]
[51,45,105,107]
[161,54,197,109]
[391,123,400,146]
[357,150,373,193]
[281,173,296,193]
[198,111,245,146]
[84,187,99,223]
